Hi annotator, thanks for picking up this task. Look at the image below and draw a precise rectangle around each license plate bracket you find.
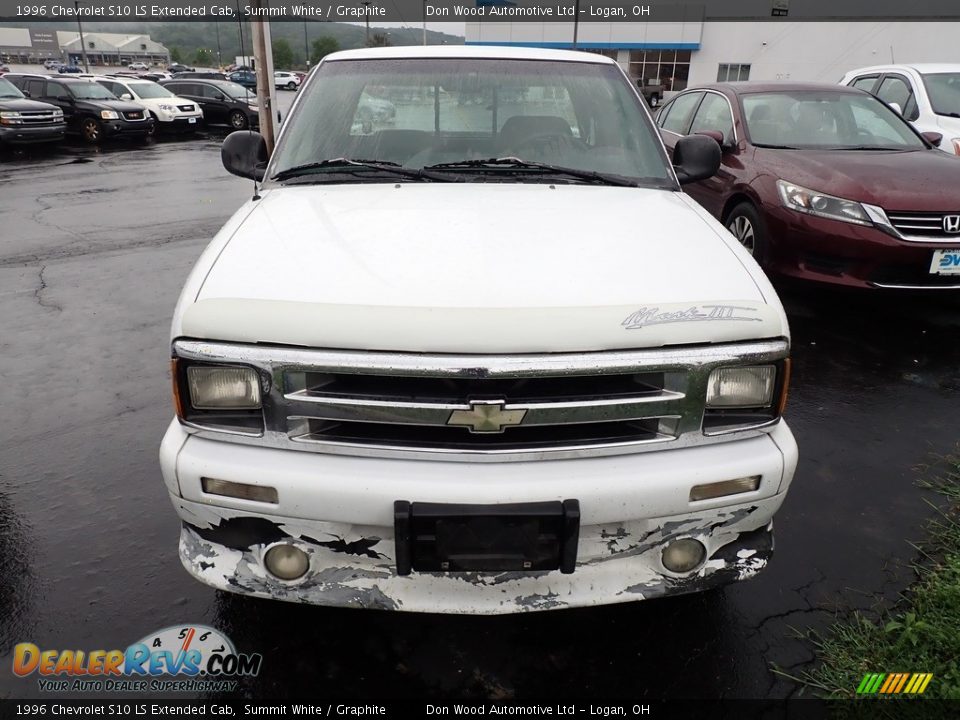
[930,248,960,275]
[394,500,580,576]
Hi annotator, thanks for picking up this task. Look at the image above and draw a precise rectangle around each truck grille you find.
[122,110,144,121]
[886,211,960,239]
[172,339,789,462]
[178,104,195,112]
[20,110,61,125]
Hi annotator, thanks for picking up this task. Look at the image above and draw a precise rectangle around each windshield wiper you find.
[752,143,800,149]
[825,146,911,151]
[271,158,459,183]
[424,157,645,187]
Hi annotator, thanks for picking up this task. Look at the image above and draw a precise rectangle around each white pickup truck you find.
[160,46,798,614]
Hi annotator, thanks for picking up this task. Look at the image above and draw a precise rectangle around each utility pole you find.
[303,21,310,67]
[215,21,222,68]
[250,0,278,151]
[423,0,427,46]
[74,1,90,72]
[572,0,580,49]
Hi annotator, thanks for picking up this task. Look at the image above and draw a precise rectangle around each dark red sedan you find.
[655,82,960,289]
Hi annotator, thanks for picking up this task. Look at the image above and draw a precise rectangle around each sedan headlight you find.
[186,366,261,409]
[706,366,776,408]
[100,110,119,120]
[776,180,872,226]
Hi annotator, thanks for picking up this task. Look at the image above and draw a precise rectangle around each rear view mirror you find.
[921,131,943,147]
[673,134,722,185]
[221,130,268,181]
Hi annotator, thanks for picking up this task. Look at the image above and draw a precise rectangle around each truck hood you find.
[185,184,785,353]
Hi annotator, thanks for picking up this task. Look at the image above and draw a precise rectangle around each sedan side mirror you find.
[221,130,268,181]
[673,134,722,185]
[921,131,943,147]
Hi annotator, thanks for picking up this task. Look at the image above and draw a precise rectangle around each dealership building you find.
[465,10,958,100]
[0,27,169,66]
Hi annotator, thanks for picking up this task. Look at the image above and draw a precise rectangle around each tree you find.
[170,47,183,64]
[193,48,213,66]
[310,36,339,65]
[367,33,391,48]
[272,38,294,70]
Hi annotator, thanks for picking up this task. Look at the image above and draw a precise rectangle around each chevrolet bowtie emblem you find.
[447,400,527,433]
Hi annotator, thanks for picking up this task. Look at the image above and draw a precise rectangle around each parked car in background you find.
[0,64,10,76]
[168,64,195,74]
[172,71,228,81]
[274,71,301,91]
[97,76,202,132]
[656,82,960,289]
[161,46,798,614]
[226,70,256,90]
[43,59,61,70]
[128,62,150,72]
[142,72,173,82]
[6,74,153,143]
[637,77,666,107]
[839,64,960,156]
[0,76,66,146]
[58,65,83,74]
[293,71,307,83]
[160,78,258,130]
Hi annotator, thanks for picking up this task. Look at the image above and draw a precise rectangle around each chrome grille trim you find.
[173,338,789,463]
[878,209,960,241]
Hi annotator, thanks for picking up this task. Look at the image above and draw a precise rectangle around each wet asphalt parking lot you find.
[1,99,960,700]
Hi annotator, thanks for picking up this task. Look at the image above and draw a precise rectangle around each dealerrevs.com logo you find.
[12,625,262,693]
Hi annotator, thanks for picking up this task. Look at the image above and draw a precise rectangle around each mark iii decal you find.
[622,304,763,330]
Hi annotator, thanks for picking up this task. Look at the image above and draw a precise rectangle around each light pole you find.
[423,0,427,46]
[572,0,580,49]
[303,21,310,67]
[74,0,90,72]
[215,21,223,68]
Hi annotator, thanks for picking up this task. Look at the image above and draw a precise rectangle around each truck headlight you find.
[53,109,64,117]
[100,110,119,120]
[776,180,872,226]
[158,103,174,112]
[186,366,261,409]
[703,361,790,435]
[0,110,22,125]
[706,366,775,408]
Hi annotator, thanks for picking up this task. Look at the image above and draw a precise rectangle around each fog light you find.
[264,544,309,581]
[201,477,278,504]
[690,475,760,502]
[661,538,707,574]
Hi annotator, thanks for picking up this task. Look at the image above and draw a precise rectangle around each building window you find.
[717,63,751,82]
[628,49,692,92]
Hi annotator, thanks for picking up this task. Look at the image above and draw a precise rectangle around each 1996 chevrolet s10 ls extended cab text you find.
[159,46,799,613]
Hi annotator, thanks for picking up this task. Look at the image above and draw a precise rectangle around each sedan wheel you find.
[725,202,768,263]
[229,110,249,130]
[81,118,102,144]
[728,215,756,254]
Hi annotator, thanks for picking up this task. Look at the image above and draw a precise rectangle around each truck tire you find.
[80,117,102,144]
[229,110,249,130]
[725,202,768,263]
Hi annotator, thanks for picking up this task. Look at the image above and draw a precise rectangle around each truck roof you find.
[322,45,617,65]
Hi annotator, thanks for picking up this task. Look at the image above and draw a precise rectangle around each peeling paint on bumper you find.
[174,497,779,614]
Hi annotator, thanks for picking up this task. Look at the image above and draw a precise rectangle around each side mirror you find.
[694,129,727,147]
[673,134,722,185]
[120,93,133,101]
[921,131,943,147]
[221,130,268,181]
[888,101,902,115]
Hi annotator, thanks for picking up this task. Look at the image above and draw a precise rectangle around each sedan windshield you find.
[68,82,118,100]
[269,58,672,185]
[130,82,173,99]
[0,78,23,99]
[920,72,960,117]
[742,91,926,150]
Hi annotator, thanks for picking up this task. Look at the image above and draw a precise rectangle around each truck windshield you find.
[921,72,960,117]
[269,57,672,185]
[0,78,23,99]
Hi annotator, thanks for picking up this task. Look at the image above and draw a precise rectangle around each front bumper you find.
[160,419,798,613]
[158,114,203,131]
[101,118,154,138]
[763,204,960,289]
[0,122,66,144]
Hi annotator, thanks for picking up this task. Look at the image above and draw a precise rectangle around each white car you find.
[840,64,960,155]
[274,71,301,91]
[96,76,203,131]
[128,62,150,72]
[161,46,798,614]
[43,59,61,70]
